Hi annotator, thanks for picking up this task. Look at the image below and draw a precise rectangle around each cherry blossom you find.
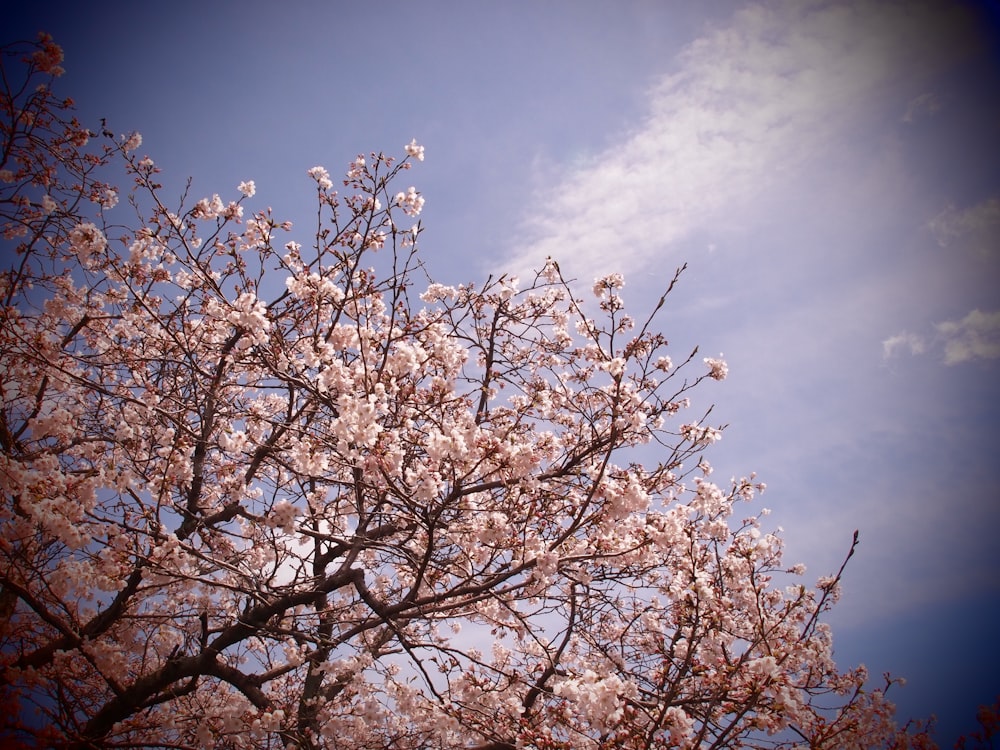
[396,185,425,216]
[0,36,938,750]
[307,165,333,190]
[405,138,425,161]
[704,355,729,381]
[121,131,142,152]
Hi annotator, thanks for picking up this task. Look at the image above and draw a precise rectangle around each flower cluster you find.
[705,355,729,380]
[395,185,424,216]
[346,156,366,179]
[225,291,271,345]
[404,138,425,161]
[68,221,106,266]
[122,131,142,152]
[32,32,65,76]
[266,501,299,534]
[680,421,723,445]
[307,165,333,190]
[592,271,625,298]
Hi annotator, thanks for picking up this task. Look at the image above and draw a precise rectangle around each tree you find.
[0,34,935,749]
[955,697,1000,750]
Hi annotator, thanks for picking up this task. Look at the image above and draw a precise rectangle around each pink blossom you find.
[68,221,106,266]
[307,165,333,190]
[32,33,65,76]
[266,501,298,534]
[97,187,118,209]
[346,155,366,179]
[404,138,425,161]
[681,421,723,445]
[395,186,424,216]
[705,355,729,380]
[592,271,625,298]
[0,40,932,748]
[226,291,271,344]
[122,131,142,152]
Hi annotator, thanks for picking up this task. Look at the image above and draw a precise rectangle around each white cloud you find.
[902,91,941,123]
[502,0,973,282]
[881,331,926,360]
[883,308,1000,365]
[937,308,1000,364]
[928,196,1000,258]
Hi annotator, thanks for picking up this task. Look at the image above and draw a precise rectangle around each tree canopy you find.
[0,34,936,749]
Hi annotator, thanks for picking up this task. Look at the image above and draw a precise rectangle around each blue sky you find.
[6,0,1000,742]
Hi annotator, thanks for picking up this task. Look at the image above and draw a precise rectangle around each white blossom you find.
[404,138,425,161]
[68,222,106,267]
[122,131,142,152]
[704,355,728,380]
[307,166,333,190]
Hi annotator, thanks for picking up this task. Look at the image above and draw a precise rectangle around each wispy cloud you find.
[902,91,941,123]
[882,331,927,360]
[502,1,973,282]
[882,308,1000,365]
[928,196,1000,258]
[937,309,1000,365]
[884,195,1000,365]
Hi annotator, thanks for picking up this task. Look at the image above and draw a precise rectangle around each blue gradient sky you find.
[6,1,1000,743]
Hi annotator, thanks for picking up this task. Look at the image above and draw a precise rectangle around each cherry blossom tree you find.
[954,696,1000,750]
[1,35,936,749]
